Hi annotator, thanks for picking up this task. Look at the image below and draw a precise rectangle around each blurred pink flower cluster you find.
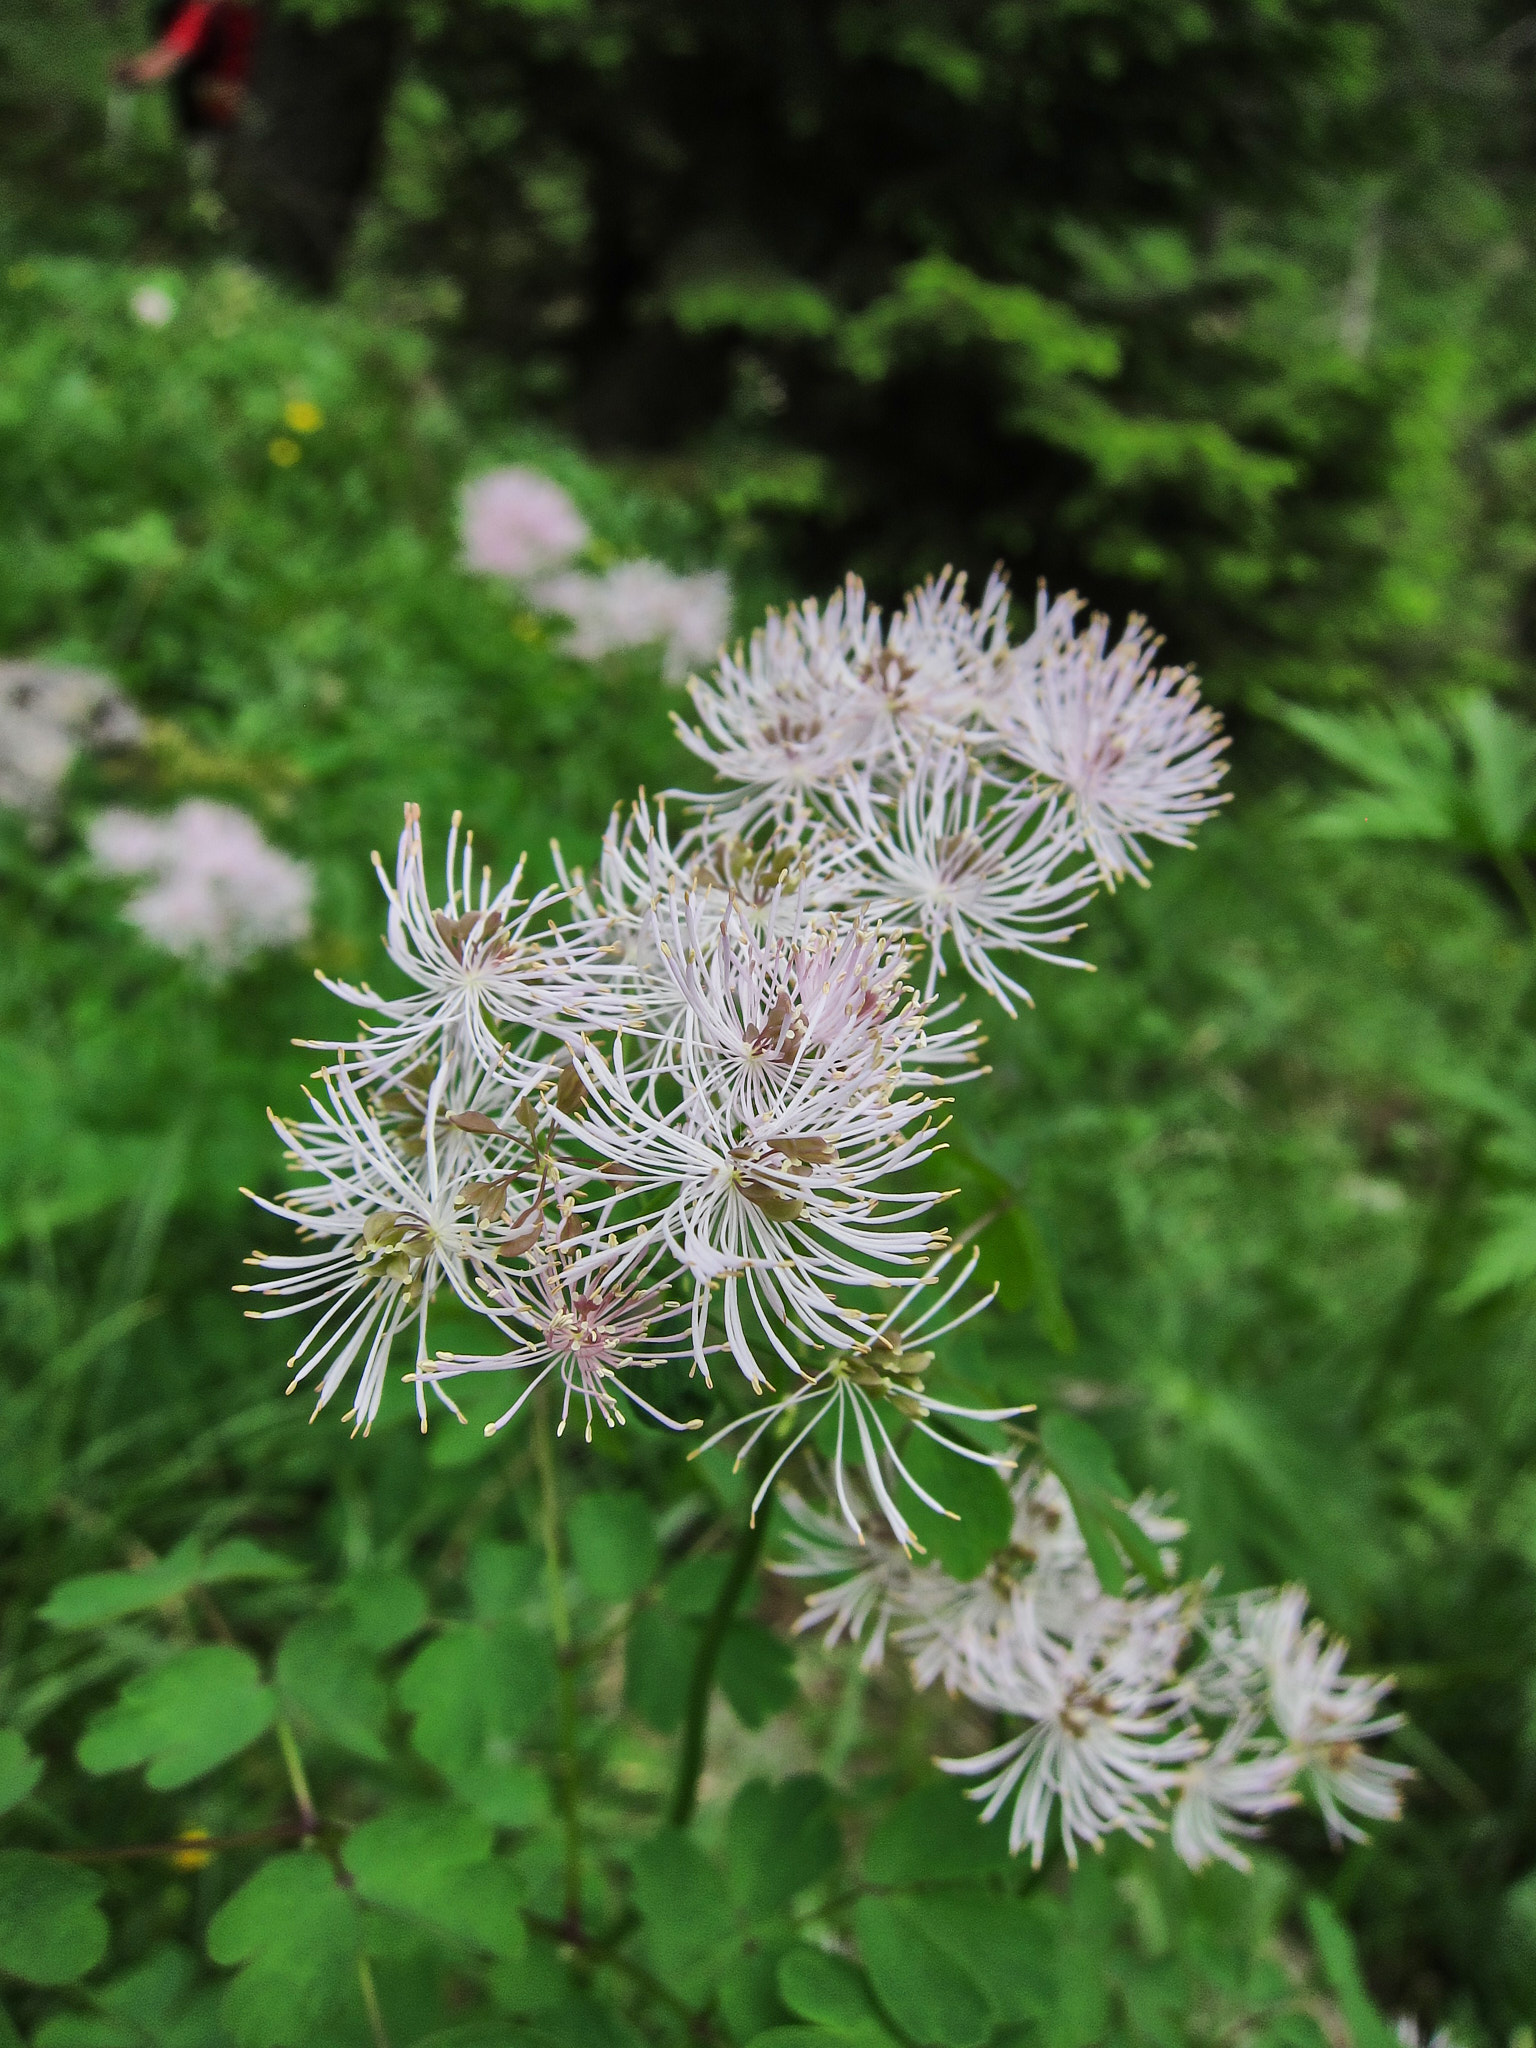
[460,465,731,680]
[89,798,313,974]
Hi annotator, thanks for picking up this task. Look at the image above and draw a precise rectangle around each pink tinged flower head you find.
[418,1249,704,1443]
[238,1059,539,1434]
[88,798,312,972]
[313,804,567,1075]
[674,571,1003,828]
[992,590,1229,888]
[827,747,1095,1017]
[533,561,732,681]
[460,466,589,580]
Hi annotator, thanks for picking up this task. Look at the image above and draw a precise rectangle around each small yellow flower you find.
[169,1827,214,1872]
[268,437,302,468]
[284,399,324,434]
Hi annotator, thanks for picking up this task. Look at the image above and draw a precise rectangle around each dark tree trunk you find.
[221,6,401,293]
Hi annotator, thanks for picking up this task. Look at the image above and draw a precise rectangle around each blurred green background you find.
[6,1,1536,2043]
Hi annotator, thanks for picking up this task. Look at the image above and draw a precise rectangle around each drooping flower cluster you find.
[90,798,313,972]
[776,1468,1410,1871]
[246,568,1228,1549]
[459,464,732,679]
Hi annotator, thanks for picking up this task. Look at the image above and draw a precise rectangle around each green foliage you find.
[0,181,1529,2048]
[0,1854,108,1987]
[0,1736,41,1822]
[205,1856,363,2048]
[76,1647,274,1791]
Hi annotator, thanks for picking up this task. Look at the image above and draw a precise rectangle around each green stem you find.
[273,1712,317,1834]
[1496,850,1536,947]
[357,1953,392,2048]
[533,1387,582,1935]
[668,1500,770,1828]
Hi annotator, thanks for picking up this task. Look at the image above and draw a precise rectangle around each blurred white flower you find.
[774,1491,921,1667]
[88,798,312,972]
[533,560,732,681]
[130,284,177,328]
[1237,1586,1411,1843]
[460,466,589,580]
[940,1587,1206,1866]
[0,661,142,817]
[1168,1716,1300,1871]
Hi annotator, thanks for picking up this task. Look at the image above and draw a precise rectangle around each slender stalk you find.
[1496,850,1536,947]
[273,1712,318,1834]
[357,1953,393,2048]
[533,1386,582,1934]
[668,1500,770,1828]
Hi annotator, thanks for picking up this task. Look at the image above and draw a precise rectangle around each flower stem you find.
[667,1497,770,1828]
[533,1386,582,1934]
[273,1711,317,1834]
[357,1954,392,2048]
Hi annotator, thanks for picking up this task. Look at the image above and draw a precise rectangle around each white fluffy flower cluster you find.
[459,465,731,680]
[89,798,314,973]
[677,572,1228,1013]
[0,660,143,818]
[244,571,1226,1544]
[776,1470,1410,1870]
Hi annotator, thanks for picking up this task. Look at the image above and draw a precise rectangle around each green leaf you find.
[0,1997,20,2048]
[466,1542,541,1622]
[778,1947,894,2038]
[41,1538,297,1629]
[720,1947,793,2043]
[568,1494,660,1602]
[77,1646,274,1790]
[916,1891,1047,2026]
[398,1625,552,1825]
[0,1731,42,1818]
[630,1829,737,2001]
[895,1432,1013,1581]
[276,1615,390,1761]
[207,1855,361,2048]
[853,1896,993,2048]
[1038,1413,1166,1593]
[197,1539,301,1587]
[717,1620,797,1728]
[663,1553,733,1618]
[726,1777,840,1916]
[40,1540,202,1628]
[862,1782,1011,1886]
[624,1603,696,1734]
[338,1564,429,1652]
[344,1801,524,1961]
[977,1206,1076,1351]
[1304,1898,1399,2048]
[36,1943,221,2048]
[0,1852,108,1986]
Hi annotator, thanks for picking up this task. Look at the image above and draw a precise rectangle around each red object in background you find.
[154,0,258,130]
